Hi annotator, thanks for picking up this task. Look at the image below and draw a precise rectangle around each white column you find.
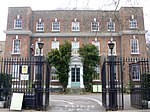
[80,65,84,88]
[67,66,71,88]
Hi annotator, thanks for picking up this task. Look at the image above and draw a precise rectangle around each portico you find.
[67,56,84,88]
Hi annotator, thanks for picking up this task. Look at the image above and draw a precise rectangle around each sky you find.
[1,0,150,41]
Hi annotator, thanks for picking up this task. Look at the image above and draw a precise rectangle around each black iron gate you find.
[0,57,50,110]
[101,57,124,111]
[129,60,150,109]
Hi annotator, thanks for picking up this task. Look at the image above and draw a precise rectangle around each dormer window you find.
[52,18,60,31]
[14,15,22,29]
[129,15,137,29]
[91,18,99,31]
[107,18,115,31]
[72,18,80,31]
[36,18,44,32]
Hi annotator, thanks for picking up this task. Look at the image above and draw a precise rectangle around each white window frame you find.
[34,41,43,56]
[52,22,60,31]
[93,65,100,81]
[36,21,44,32]
[130,38,139,54]
[72,22,80,31]
[12,64,20,81]
[92,41,100,54]
[72,41,79,55]
[52,41,59,49]
[108,41,117,56]
[12,38,21,54]
[14,19,22,29]
[107,20,115,31]
[51,66,59,81]
[91,22,99,31]
[129,19,137,29]
[131,65,140,81]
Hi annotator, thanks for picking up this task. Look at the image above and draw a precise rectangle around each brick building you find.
[0,41,5,58]
[4,7,147,89]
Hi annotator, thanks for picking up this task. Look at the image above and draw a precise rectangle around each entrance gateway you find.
[67,56,84,88]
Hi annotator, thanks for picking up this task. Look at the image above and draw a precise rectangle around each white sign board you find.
[21,74,29,80]
[10,93,24,110]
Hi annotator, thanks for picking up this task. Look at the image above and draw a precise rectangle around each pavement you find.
[0,93,150,112]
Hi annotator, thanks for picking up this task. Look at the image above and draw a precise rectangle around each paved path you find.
[0,94,150,112]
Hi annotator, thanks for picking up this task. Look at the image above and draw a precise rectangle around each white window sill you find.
[129,27,137,29]
[11,53,20,55]
[133,79,140,81]
[131,53,140,55]
[36,30,44,32]
[72,30,80,32]
[107,29,115,32]
[91,30,99,32]
[13,28,22,30]
[34,54,44,56]
[51,80,59,82]
[93,80,101,82]
[108,54,117,56]
[52,30,60,32]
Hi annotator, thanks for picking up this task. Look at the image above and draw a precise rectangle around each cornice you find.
[4,30,147,37]
[4,30,32,36]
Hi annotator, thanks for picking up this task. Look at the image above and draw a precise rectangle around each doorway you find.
[71,67,80,87]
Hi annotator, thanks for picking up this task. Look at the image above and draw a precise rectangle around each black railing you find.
[101,57,124,111]
[0,57,50,110]
[130,60,150,109]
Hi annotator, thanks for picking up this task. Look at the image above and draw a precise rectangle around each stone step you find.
[66,88,85,94]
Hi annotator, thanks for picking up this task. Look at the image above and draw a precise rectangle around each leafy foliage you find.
[47,41,71,92]
[142,73,150,100]
[0,73,12,101]
[79,44,100,92]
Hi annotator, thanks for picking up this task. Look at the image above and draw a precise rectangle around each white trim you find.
[72,22,80,31]
[36,21,44,32]
[52,21,60,31]
[91,21,99,31]
[107,21,115,31]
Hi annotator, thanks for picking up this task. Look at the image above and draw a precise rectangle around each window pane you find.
[107,22,115,31]
[76,68,80,82]
[130,19,137,28]
[14,19,22,29]
[36,22,44,31]
[52,22,60,31]
[92,41,100,53]
[13,39,20,53]
[132,65,140,81]
[52,41,59,49]
[51,67,59,80]
[72,41,79,55]
[131,39,139,54]
[12,64,20,80]
[72,22,79,31]
[71,68,75,82]
[91,22,99,31]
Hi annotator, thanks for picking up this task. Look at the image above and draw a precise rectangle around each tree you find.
[79,44,100,92]
[47,41,71,92]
